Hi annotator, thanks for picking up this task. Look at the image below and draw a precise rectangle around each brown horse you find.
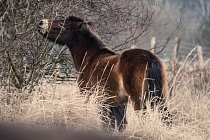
[38,16,169,131]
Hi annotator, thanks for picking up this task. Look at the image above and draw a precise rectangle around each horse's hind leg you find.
[150,98,172,126]
[110,104,127,131]
[159,104,173,126]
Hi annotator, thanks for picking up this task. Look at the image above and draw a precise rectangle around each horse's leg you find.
[110,104,127,131]
[130,96,148,121]
[130,96,144,111]
[148,96,172,126]
[159,104,173,126]
[150,96,172,125]
[101,107,115,132]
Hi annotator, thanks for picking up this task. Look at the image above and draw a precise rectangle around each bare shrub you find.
[0,0,153,90]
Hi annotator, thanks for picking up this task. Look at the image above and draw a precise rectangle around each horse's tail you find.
[147,61,172,125]
[147,60,167,108]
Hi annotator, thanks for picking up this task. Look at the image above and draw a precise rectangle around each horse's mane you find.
[81,23,106,48]
[67,16,107,48]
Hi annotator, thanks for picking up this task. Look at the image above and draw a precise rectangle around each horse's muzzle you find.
[37,19,49,35]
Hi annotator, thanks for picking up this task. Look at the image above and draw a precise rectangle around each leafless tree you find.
[0,0,153,90]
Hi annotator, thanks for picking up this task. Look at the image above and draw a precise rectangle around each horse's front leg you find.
[101,104,127,132]
[101,107,115,132]
[110,104,127,131]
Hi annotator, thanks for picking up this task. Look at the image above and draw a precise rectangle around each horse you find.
[38,16,170,131]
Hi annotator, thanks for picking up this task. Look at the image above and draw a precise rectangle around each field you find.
[0,54,210,140]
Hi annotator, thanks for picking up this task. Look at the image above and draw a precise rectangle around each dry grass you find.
[0,58,210,140]
[0,83,104,131]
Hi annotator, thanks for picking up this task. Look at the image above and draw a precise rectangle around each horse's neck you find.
[67,30,109,71]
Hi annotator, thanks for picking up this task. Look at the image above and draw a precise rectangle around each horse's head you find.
[38,16,85,45]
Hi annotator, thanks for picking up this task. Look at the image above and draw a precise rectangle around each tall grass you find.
[0,57,210,139]
[0,82,104,131]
